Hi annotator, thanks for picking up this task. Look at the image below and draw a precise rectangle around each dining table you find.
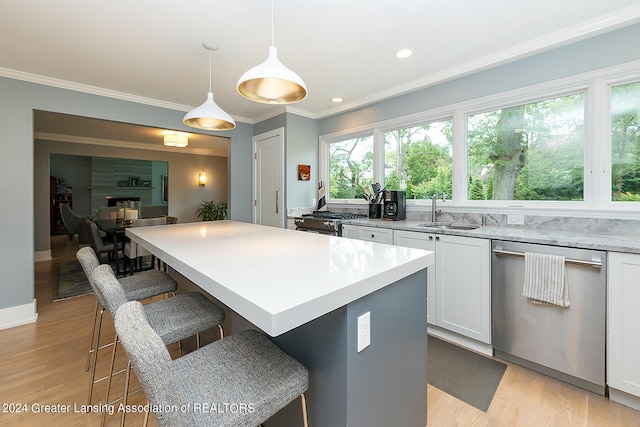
[126,220,433,427]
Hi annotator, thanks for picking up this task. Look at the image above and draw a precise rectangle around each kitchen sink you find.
[417,222,481,230]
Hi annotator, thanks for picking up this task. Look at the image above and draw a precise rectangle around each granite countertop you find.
[342,218,640,254]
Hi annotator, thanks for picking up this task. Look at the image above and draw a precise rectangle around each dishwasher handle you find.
[492,248,602,268]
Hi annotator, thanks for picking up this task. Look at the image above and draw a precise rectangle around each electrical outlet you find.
[357,312,371,352]
[507,214,525,225]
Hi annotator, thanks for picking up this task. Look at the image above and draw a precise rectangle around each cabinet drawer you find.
[357,226,394,244]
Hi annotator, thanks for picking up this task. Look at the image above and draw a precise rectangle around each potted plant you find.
[195,201,228,221]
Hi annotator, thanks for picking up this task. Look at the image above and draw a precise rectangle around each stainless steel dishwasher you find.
[492,240,606,395]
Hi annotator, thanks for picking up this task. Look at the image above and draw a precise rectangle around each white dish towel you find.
[522,252,570,307]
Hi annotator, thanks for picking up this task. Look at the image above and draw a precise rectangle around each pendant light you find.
[237,0,307,104]
[184,43,236,131]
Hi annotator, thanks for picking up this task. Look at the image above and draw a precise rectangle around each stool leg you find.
[301,393,309,427]
[86,301,101,371]
[120,361,132,427]
[143,404,150,427]
[87,307,106,405]
[101,334,119,427]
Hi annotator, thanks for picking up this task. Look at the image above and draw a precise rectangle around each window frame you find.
[318,60,640,215]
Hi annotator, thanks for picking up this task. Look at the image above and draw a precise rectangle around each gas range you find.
[294,211,366,236]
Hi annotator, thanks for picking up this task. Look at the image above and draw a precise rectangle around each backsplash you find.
[415,211,640,236]
[288,205,640,235]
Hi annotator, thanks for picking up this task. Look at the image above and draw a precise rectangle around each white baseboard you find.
[0,299,38,330]
[609,388,640,411]
[427,325,493,356]
[34,250,52,262]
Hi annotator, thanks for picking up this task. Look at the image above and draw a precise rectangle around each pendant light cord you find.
[208,47,212,93]
[271,0,275,46]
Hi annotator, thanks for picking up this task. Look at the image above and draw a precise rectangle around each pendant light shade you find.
[184,43,236,131]
[184,92,236,130]
[237,0,307,104]
[237,46,307,104]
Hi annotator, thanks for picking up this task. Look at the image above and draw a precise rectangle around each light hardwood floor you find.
[0,235,639,426]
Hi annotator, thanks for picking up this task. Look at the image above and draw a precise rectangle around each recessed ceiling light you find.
[395,48,413,59]
[331,97,344,103]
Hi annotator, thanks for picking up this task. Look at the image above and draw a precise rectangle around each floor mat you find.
[428,335,506,412]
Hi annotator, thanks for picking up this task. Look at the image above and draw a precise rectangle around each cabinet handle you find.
[371,234,375,238]
[435,236,440,241]
[428,235,433,240]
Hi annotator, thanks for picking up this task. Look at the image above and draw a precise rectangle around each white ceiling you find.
[3,0,640,127]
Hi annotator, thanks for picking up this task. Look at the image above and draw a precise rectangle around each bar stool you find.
[92,264,225,426]
[76,247,178,405]
[115,300,309,427]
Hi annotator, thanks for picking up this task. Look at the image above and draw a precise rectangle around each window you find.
[320,63,640,211]
[328,135,374,200]
[467,93,585,201]
[611,81,640,202]
[383,120,453,200]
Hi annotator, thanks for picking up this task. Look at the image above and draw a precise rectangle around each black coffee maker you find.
[382,190,406,221]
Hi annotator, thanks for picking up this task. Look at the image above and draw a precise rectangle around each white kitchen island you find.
[126,220,433,427]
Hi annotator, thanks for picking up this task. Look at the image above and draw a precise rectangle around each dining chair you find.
[76,246,179,406]
[86,219,117,263]
[92,264,225,427]
[123,217,167,275]
[60,203,92,244]
[115,300,309,427]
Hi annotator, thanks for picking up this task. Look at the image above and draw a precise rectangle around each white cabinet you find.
[608,252,640,409]
[346,225,491,349]
[356,225,394,244]
[341,224,358,239]
[394,230,435,325]
[435,234,491,344]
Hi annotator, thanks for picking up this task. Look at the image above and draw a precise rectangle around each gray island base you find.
[264,269,427,426]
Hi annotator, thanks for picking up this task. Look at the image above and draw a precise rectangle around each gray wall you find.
[0,77,253,313]
[255,113,320,209]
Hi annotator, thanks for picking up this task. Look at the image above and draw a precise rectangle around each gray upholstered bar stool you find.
[115,300,309,427]
[92,264,226,427]
[76,246,179,405]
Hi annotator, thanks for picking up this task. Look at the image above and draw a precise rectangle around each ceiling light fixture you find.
[395,48,413,59]
[164,133,189,147]
[236,0,307,104]
[331,97,344,103]
[184,43,236,131]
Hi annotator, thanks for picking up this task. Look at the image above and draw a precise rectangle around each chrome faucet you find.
[431,192,446,223]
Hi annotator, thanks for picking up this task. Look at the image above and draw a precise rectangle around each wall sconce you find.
[164,133,189,147]
[198,171,206,187]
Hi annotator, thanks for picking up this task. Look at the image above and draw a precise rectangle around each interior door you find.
[253,128,284,227]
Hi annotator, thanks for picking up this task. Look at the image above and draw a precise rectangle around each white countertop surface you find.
[126,220,433,336]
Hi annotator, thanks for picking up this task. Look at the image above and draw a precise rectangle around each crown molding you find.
[34,132,228,157]
[0,67,251,126]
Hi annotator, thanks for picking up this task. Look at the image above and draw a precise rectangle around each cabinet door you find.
[357,226,394,244]
[608,252,640,397]
[341,224,358,239]
[394,230,435,325]
[435,234,491,343]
